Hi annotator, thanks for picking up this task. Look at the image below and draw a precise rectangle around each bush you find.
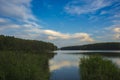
[80,55,120,80]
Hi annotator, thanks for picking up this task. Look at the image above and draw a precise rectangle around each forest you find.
[60,42,120,50]
[0,35,57,53]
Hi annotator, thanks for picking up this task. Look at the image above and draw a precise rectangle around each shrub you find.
[80,55,120,80]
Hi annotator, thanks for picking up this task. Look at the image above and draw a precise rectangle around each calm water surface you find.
[49,50,120,80]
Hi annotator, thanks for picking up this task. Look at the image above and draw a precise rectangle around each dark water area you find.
[49,50,120,80]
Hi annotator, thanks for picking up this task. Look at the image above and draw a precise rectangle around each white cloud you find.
[24,23,42,34]
[105,25,120,32]
[0,24,20,31]
[43,30,70,39]
[113,27,120,33]
[0,0,36,22]
[73,33,94,42]
[43,30,94,42]
[114,34,120,39]
[65,0,111,15]
[113,27,120,39]
[0,18,8,23]
[48,36,57,40]
[105,25,120,40]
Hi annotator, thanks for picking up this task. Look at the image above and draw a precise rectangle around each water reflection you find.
[49,50,120,80]
[49,51,82,80]
[49,60,78,71]
[50,66,80,80]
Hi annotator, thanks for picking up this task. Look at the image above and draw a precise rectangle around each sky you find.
[0,0,120,47]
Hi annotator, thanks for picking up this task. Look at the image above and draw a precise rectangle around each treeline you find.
[60,42,120,50]
[0,35,57,52]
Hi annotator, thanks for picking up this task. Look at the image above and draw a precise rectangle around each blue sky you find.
[0,0,120,47]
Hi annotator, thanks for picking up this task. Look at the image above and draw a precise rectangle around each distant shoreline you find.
[54,50,120,53]
[60,42,120,50]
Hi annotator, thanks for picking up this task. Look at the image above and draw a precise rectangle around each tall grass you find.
[0,51,54,80]
[80,55,120,80]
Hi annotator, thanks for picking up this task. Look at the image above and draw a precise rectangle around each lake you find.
[49,50,120,80]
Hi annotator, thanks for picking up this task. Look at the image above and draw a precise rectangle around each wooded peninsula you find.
[0,35,57,53]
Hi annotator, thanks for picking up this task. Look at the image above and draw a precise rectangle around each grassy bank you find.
[0,51,54,80]
[80,55,120,80]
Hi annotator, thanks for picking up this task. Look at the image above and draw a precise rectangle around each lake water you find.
[49,50,120,80]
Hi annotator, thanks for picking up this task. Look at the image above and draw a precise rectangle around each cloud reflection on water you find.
[49,60,78,72]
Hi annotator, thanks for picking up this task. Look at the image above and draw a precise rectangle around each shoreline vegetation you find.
[0,51,55,80]
[60,42,120,50]
[80,55,120,80]
[0,35,57,80]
